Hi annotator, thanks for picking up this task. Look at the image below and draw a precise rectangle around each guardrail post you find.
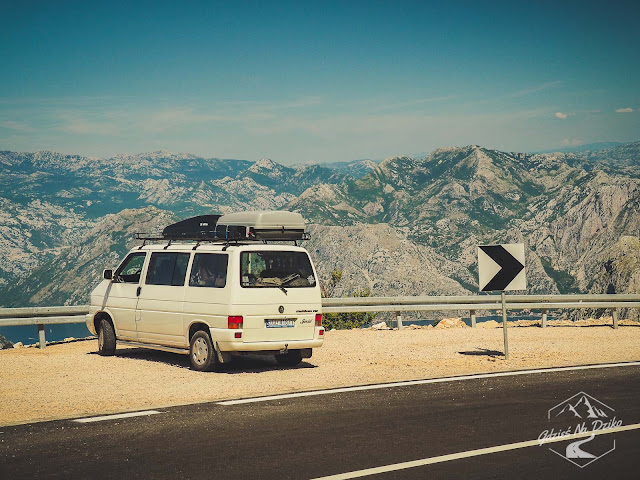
[38,324,46,349]
[541,309,548,328]
[396,311,403,330]
[501,291,509,360]
[470,310,476,328]
[612,308,619,329]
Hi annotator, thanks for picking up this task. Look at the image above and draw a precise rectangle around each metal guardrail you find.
[322,293,640,306]
[322,293,640,330]
[0,305,90,349]
[1,294,639,349]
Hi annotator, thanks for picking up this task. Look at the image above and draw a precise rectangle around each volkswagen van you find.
[86,211,324,371]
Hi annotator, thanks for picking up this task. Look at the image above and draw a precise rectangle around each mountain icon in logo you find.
[555,394,609,419]
[547,391,614,421]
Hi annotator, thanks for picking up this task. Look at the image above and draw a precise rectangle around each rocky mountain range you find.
[0,150,373,297]
[0,143,638,309]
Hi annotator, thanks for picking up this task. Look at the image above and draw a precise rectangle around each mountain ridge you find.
[1,142,639,307]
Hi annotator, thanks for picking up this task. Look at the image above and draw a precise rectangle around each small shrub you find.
[323,288,377,330]
[320,269,377,330]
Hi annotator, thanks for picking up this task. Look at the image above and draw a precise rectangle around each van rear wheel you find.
[189,330,217,371]
[97,319,116,356]
[275,350,303,367]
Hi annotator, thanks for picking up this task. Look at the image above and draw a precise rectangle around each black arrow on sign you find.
[480,245,524,291]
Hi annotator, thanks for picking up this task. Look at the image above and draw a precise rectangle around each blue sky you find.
[1,0,638,164]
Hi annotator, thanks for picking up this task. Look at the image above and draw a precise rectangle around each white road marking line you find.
[72,410,162,423]
[217,361,640,405]
[310,423,640,480]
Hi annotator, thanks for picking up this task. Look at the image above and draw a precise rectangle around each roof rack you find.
[134,210,311,244]
[133,232,311,242]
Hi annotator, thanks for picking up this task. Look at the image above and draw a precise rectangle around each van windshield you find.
[240,251,316,288]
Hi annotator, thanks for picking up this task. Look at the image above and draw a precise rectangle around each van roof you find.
[130,243,310,254]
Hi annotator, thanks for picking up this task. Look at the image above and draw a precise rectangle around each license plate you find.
[265,318,296,328]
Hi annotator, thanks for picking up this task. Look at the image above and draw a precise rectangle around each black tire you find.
[97,318,116,356]
[189,330,218,371]
[275,350,303,367]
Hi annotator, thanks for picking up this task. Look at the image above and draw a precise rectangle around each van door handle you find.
[136,286,141,296]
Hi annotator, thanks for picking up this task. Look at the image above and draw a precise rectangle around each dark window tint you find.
[240,251,316,288]
[146,252,190,286]
[114,253,147,284]
[189,254,228,288]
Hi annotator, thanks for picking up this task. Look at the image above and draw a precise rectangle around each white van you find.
[86,211,324,371]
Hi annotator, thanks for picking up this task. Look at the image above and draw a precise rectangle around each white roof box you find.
[217,210,305,229]
[216,210,307,240]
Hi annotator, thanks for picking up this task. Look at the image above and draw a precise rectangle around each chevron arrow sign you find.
[478,244,526,292]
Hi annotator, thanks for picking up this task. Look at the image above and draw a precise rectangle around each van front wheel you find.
[275,350,303,367]
[189,331,217,371]
[98,319,116,356]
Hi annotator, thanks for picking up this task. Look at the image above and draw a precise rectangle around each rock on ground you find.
[435,317,468,328]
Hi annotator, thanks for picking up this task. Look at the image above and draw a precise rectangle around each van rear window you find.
[189,253,228,288]
[240,251,316,288]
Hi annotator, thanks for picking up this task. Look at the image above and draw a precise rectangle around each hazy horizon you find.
[2,140,637,167]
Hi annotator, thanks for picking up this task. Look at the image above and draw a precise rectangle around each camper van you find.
[86,211,324,371]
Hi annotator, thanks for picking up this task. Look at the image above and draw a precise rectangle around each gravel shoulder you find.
[1,321,639,426]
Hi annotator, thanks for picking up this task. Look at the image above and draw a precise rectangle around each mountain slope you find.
[2,207,176,307]
[290,144,640,293]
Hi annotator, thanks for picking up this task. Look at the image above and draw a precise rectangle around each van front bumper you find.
[209,327,324,352]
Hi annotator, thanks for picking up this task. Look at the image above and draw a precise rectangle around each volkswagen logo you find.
[278,305,285,314]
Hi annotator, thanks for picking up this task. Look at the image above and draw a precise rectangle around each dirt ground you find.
[1,319,639,426]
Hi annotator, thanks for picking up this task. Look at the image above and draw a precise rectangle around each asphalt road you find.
[1,364,639,480]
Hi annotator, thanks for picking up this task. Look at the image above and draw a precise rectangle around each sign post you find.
[478,244,526,360]
[501,290,508,359]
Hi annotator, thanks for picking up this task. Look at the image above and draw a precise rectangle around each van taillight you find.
[228,316,243,329]
[315,314,322,326]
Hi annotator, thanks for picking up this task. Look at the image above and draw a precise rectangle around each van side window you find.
[146,252,190,286]
[114,252,146,283]
[189,254,228,288]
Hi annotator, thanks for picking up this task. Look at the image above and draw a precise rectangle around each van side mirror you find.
[103,269,114,280]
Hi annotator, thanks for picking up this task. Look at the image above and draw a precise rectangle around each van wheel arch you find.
[188,322,212,342]
[94,312,114,335]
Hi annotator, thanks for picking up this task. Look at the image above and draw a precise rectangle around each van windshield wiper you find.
[281,273,300,286]
[279,286,288,295]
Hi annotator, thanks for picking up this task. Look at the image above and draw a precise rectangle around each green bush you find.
[322,276,377,330]
[320,269,377,330]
